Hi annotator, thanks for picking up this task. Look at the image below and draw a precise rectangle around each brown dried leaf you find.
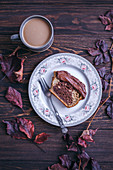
[0,47,26,83]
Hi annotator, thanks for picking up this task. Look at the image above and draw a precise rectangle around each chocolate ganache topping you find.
[56,71,86,99]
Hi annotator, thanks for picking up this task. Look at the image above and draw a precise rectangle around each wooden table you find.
[0,1,113,169]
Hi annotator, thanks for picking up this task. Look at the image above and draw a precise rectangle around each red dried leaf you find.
[34,132,50,144]
[5,86,23,109]
[88,48,101,56]
[78,129,97,148]
[2,119,26,139]
[48,163,67,170]
[59,155,72,169]
[78,137,87,148]
[99,15,111,25]
[0,47,26,83]
[105,24,113,31]
[17,118,34,139]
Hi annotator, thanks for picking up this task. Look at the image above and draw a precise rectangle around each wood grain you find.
[0,0,113,170]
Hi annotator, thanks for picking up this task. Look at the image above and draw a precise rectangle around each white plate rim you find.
[28,53,102,127]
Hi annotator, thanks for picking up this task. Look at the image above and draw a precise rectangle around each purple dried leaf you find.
[66,142,77,152]
[106,103,113,119]
[109,49,113,58]
[63,133,74,146]
[59,155,72,169]
[94,53,103,65]
[99,15,111,25]
[104,73,112,80]
[97,67,106,78]
[88,48,101,56]
[101,79,109,92]
[105,24,113,31]
[90,157,102,170]
[103,52,110,63]
[78,150,90,170]
[100,40,108,53]
[95,40,102,49]
[71,162,78,170]
[105,10,113,20]
[2,120,26,139]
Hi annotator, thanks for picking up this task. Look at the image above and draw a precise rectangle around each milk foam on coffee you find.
[23,18,51,47]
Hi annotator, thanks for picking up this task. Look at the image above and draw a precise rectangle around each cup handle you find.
[10,34,20,41]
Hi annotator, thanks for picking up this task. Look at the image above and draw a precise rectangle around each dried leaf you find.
[97,67,106,78]
[5,86,23,109]
[109,49,113,58]
[59,155,72,169]
[90,158,102,170]
[2,119,26,139]
[71,162,79,170]
[95,40,102,49]
[100,40,108,53]
[66,142,77,152]
[101,79,109,92]
[105,10,113,19]
[94,53,103,65]
[106,103,113,119]
[34,132,50,144]
[78,129,97,148]
[0,47,26,83]
[99,15,111,25]
[48,163,67,170]
[105,24,113,31]
[88,48,101,56]
[63,133,74,147]
[14,56,26,82]
[78,137,87,148]
[104,73,112,80]
[17,118,34,139]
[78,150,90,170]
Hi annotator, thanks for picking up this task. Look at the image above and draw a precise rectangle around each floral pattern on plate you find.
[28,53,102,127]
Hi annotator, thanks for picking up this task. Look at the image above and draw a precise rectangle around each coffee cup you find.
[11,15,54,52]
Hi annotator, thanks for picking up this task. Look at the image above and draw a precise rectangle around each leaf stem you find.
[28,139,46,153]
[78,159,81,170]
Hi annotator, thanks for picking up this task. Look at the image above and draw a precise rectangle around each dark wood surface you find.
[0,1,113,170]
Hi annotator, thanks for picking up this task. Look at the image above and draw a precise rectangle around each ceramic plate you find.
[28,53,102,127]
